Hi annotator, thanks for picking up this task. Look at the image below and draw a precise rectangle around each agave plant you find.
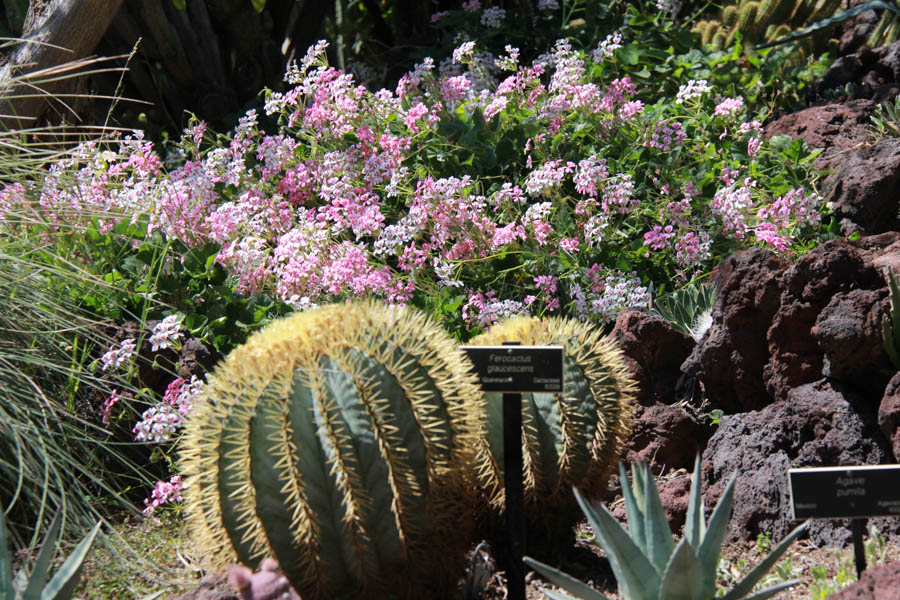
[651,282,715,341]
[525,455,809,600]
[882,268,900,371]
[1,505,101,600]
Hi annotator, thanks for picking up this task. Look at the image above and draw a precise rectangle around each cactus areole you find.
[179,301,485,600]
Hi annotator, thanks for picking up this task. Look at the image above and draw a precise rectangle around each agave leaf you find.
[883,318,900,369]
[0,508,15,600]
[740,580,802,600]
[721,521,809,600]
[619,462,647,555]
[39,520,100,600]
[574,488,659,600]
[659,538,704,600]
[683,454,704,550]
[541,589,581,600]
[756,0,900,49]
[524,556,613,600]
[639,464,675,576]
[696,474,737,596]
[23,510,63,600]
[884,269,900,369]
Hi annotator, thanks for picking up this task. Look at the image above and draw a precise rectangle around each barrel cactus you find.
[179,301,485,600]
[467,316,636,518]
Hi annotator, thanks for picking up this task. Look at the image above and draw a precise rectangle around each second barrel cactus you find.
[179,301,485,600]
[467,316,636,517]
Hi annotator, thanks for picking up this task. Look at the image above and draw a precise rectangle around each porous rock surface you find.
[814,40,900,104]
[824,137,900,235]
[765,240,884,402]
[611,308,694,406]
[622,402,710,474]
[828,561,900,599]
[701,380,890,546]
[680,247,786,413]
[763,99,875,173]
[878,372,900,462]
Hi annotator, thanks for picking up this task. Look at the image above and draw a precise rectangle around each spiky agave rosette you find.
[179,301,485,600]
[468,316,636,519]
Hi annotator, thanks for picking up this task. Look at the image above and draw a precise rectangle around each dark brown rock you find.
[870,238,900,275]
[177,336,219,380]
[815,40,900,103]
[611,474,691,535]
[836,7,880,56]
[763,100,876,174]
[879,372,900,462]
[824,138,900,235]
[611,309,695,406]
[623,403,711,474]
[765,240,881,401]
[681,248,786,413]
[827,562,900,599]
[812,287,891,400]
[702,379,890,546]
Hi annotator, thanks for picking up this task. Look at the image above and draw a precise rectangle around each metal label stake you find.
[461,342,564,600]
[789,464,900,579]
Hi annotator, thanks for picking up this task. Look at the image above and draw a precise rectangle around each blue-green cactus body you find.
[180,302,484,600]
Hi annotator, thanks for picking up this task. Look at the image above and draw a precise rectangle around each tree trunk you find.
[0,0,124,130]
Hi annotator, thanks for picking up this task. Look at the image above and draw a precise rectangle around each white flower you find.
[452,41,476,65]
[149,315,184,351]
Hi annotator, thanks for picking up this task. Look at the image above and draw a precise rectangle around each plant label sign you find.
[789,465,900,520]
[460,345,563,393]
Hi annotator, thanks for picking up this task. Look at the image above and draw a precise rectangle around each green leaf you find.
[250,0,266,12]
[741,580,802,600]
[619,462,647,555]
[171,0,186,9]
[722,521,808,600]
[524,556,613,600]
[697,474,737,595]
[40,520,100,600]
[23,510,63,600]
[574,488,659,600]
[0,508,15,600]
[620,44,640,65]
[640,464,675,576]
[684,454,704,550]
[756,1,900,49]
[540,589,579,600]
[658,538,704,600]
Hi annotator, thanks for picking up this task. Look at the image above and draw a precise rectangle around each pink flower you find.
[643,224,675,250]
[142,476,184,516]
[101,338,136,371]
[560,237,579,253]
[405,102,429,133]
[714,97,744,118]
[101,389,131,426]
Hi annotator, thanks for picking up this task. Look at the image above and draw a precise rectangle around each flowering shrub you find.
[0,0,841,521]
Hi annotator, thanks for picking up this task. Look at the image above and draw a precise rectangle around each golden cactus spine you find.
[179,301,485,600]
[467,316,636,516]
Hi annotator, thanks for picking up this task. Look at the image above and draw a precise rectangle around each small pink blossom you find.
[714,97,744,118]
[142,476,184,516]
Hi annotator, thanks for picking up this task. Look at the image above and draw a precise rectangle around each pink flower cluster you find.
[101,338,136,371]
[2,34,824,332]
[143,475,183,516]
[149,315,184,351]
